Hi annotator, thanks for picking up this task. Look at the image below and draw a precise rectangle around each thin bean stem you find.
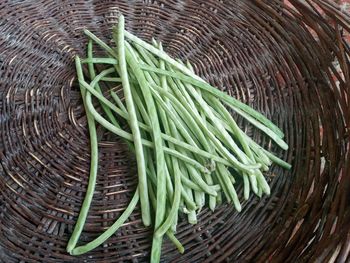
[180,176,206,192]
[263,150,291,170]
[124,30,202,81]
[134,42,160,67]
[83,29,117,57]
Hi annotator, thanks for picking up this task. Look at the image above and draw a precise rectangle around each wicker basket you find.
[0,0,349,262]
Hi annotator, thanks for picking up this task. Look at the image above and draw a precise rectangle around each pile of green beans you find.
[67,15,291,262]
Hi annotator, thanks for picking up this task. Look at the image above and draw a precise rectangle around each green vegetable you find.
[69,19,291,263]
[71,188,139,255]
[66,56,98,253]
[122,41,167,263]
[115,15,150,226]
[140,65,285,140]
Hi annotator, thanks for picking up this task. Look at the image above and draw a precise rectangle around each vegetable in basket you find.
[67,15,290,263]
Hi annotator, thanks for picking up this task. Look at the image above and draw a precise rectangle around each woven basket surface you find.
[0,0,350,262]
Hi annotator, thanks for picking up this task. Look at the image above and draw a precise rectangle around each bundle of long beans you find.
[67,15,290,262]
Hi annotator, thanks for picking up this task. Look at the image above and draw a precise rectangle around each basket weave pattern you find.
[0,0,349,262]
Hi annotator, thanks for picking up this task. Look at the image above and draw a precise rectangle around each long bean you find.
[72,27,291,260]
[206,95,254,160]
[71,188,139,255]
[131,42,203,169]
[110,91,127,113]
[154,61,202,225]
[225,105,288,150]
[101,77,122,82]
[184,62,218,211]
[179,164,198,224]
[263,150,291,169]
[84,96,210,173]
[77,75,233,167]
[139,64,285,139]
[165,74,214,155]
[248,173,259,195]
[123,30,284,138]
[151,84,261,172]
[132,42,177,202]
[216,164,242,211]
[148,85,218,195]
[122,41,167,263]
[132,99,174,201]
[153,41,183,237]
[215,169,231,203]
[84,55,288,154]
[77,59,210,176]
[205,115,289,170]
[167,75,277,163]
[85,28,284,140]
[114,16,150,226]
[203,112,289,171]
[66,56,99,253]
[83,29,117,57]
[134,41,160,67]
[79,78,204,170]
[88,66,123,127]
[147,178,184,253]
[148,85,203,152]
[243,174,250,200]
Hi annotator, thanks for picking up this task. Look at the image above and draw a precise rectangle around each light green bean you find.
[114,16,150,226]
[139,64,285,139]
[66,56,99,253]
[150,84,260,173]
[71,188,139,255]
[77,76,233,167]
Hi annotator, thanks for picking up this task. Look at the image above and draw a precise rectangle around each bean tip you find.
[179,247,185,254]
[235,203,242,212]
